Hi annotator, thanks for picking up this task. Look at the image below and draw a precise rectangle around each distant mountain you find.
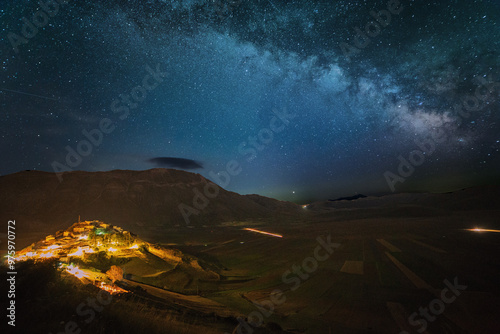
[0,169,301,245]
[243,193,300,211]
[307,186,500,213]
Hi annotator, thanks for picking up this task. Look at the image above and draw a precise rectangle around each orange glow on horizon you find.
[243,228,283,238]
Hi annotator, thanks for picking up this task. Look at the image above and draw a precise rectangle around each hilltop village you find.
[15,220,137,293]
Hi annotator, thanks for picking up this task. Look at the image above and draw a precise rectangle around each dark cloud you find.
[148,157,203,170]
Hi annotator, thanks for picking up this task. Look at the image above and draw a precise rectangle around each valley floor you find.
[6,208,500,334]
[170,210,500,333]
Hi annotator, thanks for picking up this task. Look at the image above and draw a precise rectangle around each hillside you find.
[0,168,302,246]
[14,219,220,294]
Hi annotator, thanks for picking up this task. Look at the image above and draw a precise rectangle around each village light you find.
[66,264,90,279]
[14,254,26,261]
[99,282,128,294]
[15,220,136,293]
[68,247,85,257]
[39,252,55,259]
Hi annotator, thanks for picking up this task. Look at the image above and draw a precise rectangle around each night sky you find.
[1,0,499,202]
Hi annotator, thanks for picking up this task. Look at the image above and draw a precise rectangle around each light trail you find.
[243,228,283,238]
[466,228,500,233]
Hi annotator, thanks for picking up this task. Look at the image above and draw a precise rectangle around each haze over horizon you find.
[1,0,500,202]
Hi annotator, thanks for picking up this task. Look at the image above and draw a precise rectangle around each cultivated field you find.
[159,209,500,333]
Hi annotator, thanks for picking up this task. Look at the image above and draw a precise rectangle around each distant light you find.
[129,244,139,249]
[243,228,283,238]
[302,204,308,209]
[78,235,88,240]
[466,228,500,233]
[46,244,61,250]
[108,247,117,252]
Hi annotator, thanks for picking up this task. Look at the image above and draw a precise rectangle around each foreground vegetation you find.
[1,259,234,334]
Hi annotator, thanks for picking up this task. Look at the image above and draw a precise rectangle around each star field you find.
[1,0,499,202]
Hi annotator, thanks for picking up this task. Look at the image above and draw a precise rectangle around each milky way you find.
[1,0,499,201]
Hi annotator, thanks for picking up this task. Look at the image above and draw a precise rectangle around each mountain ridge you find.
[0,168,302,247]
